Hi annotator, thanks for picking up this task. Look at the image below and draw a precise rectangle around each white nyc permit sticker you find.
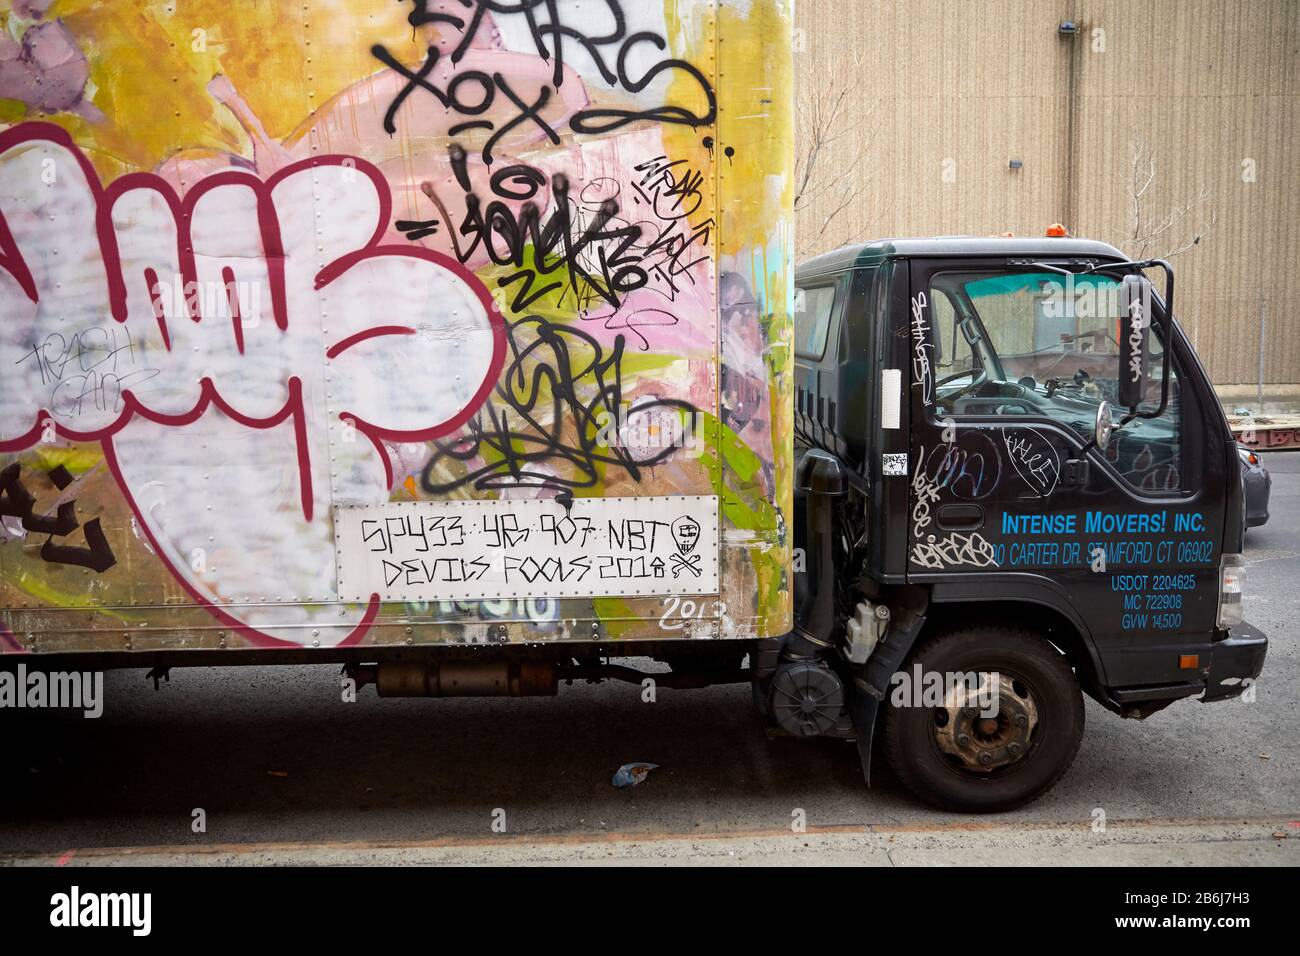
[882,453,908,476]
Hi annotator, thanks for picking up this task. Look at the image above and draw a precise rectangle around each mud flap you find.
[848,599,928,785]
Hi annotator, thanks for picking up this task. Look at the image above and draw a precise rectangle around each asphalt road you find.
[1,456,1297,860]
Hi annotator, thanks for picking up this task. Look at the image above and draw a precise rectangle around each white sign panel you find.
[334,496,720,602]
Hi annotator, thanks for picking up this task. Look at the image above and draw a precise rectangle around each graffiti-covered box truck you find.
[0,2,1266,812]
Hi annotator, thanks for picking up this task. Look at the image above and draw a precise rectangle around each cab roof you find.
[796,236,1129,282]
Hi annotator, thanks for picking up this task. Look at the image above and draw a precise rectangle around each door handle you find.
[936,504,984,531]
[1061,458,1090,487]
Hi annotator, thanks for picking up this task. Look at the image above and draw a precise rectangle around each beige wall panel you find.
[798,0,1300,385]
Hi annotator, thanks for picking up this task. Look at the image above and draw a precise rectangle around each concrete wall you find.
[796,0,1300,387]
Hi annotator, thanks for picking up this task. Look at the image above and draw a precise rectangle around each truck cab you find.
[774,236,1267,811]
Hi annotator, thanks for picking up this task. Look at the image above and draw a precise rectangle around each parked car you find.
[1239,444,1271,536]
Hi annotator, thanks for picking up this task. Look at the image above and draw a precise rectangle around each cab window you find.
[794,283,838,359]
[931,290,976,379]
[926,270,1183,492]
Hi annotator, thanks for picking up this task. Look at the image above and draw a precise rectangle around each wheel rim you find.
[931,671,1040,773]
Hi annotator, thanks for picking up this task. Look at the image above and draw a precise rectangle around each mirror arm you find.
[1092,258,1175,421]
[1137,259,1174,421]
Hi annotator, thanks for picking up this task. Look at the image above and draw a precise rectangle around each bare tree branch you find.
[1126,139,1216,261]
[794,48,875,259]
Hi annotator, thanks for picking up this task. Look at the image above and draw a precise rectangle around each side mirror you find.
[1094,400,1116,451]
[1118,275,1151,408]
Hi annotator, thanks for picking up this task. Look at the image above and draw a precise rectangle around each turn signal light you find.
[1179,655,1200,670]
[1217,554,1245,629]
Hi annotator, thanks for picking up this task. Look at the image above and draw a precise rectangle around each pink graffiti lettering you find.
[0,123,507,646]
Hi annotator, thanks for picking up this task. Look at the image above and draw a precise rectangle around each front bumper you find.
[1201,621,1268,702]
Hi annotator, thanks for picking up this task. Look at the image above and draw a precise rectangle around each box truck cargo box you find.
[0,0,795,655]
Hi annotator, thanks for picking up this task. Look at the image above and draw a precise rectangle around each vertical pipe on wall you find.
[1257,296,1268,412]
[1062,2,1080,232]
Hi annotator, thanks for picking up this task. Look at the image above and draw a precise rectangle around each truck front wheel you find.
[881,626,1084,812]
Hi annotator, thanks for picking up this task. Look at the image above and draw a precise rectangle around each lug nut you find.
[1008,743,1022,756]
[978,752,994,766]
[1015,714,1028,727]
[957,734,972,747]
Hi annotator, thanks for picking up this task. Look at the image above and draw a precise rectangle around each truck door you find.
[905,257,1228,691]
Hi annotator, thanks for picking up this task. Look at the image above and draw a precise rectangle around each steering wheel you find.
[936,368,988,395]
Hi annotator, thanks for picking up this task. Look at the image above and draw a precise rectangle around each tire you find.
[882,625,1084,812]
